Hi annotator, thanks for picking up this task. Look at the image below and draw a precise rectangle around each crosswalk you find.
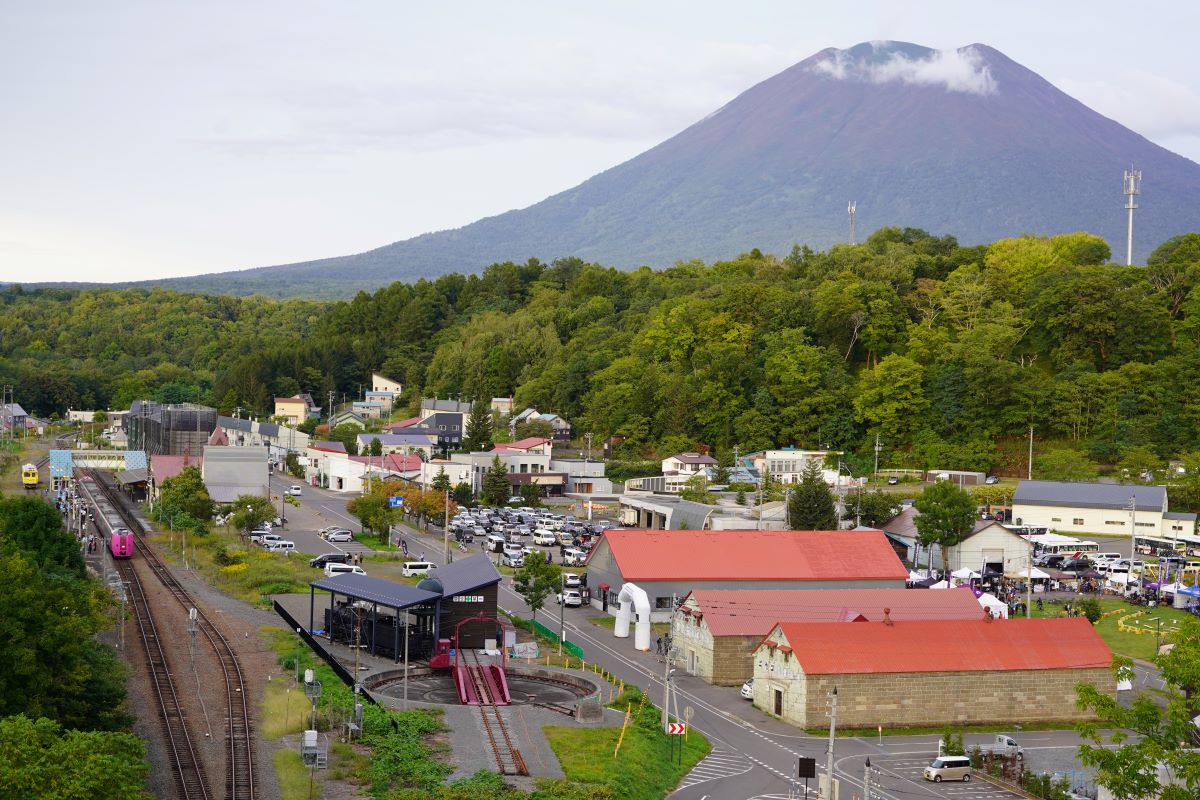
[674,747,753,792]
[873,756,1026,800]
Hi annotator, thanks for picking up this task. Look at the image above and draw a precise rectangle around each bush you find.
[941,726,965,755]
[1077,597,1102,624]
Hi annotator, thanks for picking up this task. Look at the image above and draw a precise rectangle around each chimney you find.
[882,607,894,626]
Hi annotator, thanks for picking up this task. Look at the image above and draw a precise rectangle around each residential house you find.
[371,373,404,395]
[418,459,473,491]
[752,618,1113,728]
[351,401,385,420]
[492,437,553,456]
[450,449,561,497]
[328,410,367,430]
[356,432,438,459]
[1013,480,1197,539]
[490,397,513,415]
[216,416,310,463]
[661,452,717,476]
[510,407,572,442]
[754,449,849,486]
[273,394,320,425]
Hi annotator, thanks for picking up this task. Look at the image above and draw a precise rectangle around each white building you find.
[755,449,849,486]
[418,460,473,490]
[371,372,403,395]
[201,445,270,503]
[1013,480,1196,539]
[661,452,716,476]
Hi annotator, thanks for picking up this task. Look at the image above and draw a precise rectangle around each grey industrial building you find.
[127,400,217,457]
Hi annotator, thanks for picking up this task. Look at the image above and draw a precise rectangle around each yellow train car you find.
[21,463,39,491]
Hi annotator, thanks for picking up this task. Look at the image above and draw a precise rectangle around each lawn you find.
[544,688,710,800]
[1032,597,1195,660]
[274,750,320,800]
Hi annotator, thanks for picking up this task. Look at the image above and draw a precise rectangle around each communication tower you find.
[1123,168,1141,266]
[847,201,857,245]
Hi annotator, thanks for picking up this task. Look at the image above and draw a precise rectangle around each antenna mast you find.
[1123,168,1141,266]
[847,201,857,245]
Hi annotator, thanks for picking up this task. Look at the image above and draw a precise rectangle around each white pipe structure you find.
[613,582,652,651]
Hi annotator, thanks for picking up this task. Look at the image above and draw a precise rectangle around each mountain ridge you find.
[31,40,1200,298]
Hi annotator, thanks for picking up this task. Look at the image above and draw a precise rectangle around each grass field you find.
[1029,596,1196,659]
[274,750,320,800]
[544,688,710,800]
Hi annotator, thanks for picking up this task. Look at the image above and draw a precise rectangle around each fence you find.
[273,600,379,706]
[529,618,585,660]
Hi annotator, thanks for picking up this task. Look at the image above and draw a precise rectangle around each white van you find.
[923,756,972,783]
[288,485,303,496]
[265,540,294,553]
[401,561,437,577]
[325,563,366,577]
[532,530,557,546]
[485,534,506,553]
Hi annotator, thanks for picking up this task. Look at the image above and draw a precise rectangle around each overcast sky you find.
[2,1,1198,283]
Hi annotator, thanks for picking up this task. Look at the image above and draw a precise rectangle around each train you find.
[21,463,39,490]
[109,526,134,559]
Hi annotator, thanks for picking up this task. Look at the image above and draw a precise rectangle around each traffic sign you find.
[388,495,404,508]
[666,722,686,735]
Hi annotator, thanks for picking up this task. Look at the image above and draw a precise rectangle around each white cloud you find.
[811,44,997,95]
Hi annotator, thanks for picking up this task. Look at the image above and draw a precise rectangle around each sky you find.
[2,1,1198,283]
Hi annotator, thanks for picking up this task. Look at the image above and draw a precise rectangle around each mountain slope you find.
[128,41,1200,297]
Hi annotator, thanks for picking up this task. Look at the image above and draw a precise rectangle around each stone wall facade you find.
[801,667,1114,729]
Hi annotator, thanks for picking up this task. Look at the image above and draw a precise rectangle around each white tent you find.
[930,579,957,589]
[977,592,1010,619]
[1106,573,1135,586]
[1016,566,1050,580]
[908,570,929,582]
[951,568,981,580]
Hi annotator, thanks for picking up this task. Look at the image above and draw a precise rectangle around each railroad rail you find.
[112,538,212,799]
[463,651,528,776]
[89,470,256,800]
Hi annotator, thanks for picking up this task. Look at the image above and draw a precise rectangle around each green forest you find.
[3,228,1200,478]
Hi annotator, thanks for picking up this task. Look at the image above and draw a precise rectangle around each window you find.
[452,425,459,431]
[655,597,674,610]
[1073,519,1084,525]
[1136,522,1155,528]
[439,425,446,431]
[1105,520,1125,526]
[1051,517,1061,522]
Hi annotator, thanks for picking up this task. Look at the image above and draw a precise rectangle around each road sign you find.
[666,722,686,735]
[388,495,404,508]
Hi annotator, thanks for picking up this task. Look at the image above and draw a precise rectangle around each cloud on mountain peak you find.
[812,44,998,95]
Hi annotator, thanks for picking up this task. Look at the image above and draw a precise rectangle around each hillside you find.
[34,41,1200,298]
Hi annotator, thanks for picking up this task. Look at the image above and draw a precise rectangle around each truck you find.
[978,735,1023,759]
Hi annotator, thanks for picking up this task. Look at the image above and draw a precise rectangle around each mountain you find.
[102,41,1200,296]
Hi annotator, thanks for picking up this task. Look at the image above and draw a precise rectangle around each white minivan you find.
[532,530,557,546]
[325,563,366,577]
[401,561,437,577]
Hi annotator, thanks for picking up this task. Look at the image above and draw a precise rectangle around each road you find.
[279,479,1106,800]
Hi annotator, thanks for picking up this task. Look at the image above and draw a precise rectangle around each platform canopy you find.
[311,573,440,610]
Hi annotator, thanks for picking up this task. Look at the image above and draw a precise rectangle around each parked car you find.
[556,589,583,607]
[309,553,350,569]
[740,678,754,699]
[924,756,972,783]
[506,495,523,504]
[325,563,366,578]
[502,553,524,568]
[265,540,295,553]
[561,547,587,566]
[254,532,284,546]
[1059,558,1093,574]
[887,475,900,485]
[985,475,1000,485]
[401,561,437,577]
[287,485,303,496]
[533,530,557,546]
[979,734,1023,759]
[326,529,353,542]
[562,572,582,588]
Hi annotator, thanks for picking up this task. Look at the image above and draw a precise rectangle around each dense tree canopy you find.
[4,231,1200,508]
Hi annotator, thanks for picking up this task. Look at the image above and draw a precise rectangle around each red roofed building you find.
[586,529,907,621]
[752,618,1114,728]
[671,587,985,685]
[491,437,552,456]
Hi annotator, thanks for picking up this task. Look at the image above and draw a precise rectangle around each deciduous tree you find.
[913,480,977,573]
[513,551,560,627]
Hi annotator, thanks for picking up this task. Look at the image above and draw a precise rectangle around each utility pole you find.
[1026,535,1034,618]
[443,487,450,562]
[660,644,675,730]
[863,757,872,800]
[873,433,881,490]
[1128,495,1137,557]
[823,688,838,800]
[558,571,565,656]
[1028,425,1034,480]
[584,432,593,462]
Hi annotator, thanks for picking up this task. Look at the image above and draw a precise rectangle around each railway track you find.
[463,651,528,776]
[113,543,212,799]
[89,470,256,800]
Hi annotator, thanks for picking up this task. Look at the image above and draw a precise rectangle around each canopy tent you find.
[908,570,930,582]
[1015,566,1051,580]
[977,592,1009,619]
[1177,584,1200,598]
[1106,573,1136,586]
[930,579,958,589]
[951,568,980,580]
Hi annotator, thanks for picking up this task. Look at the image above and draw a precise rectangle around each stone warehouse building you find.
[670,587,984,686]
[752,617,1113,728]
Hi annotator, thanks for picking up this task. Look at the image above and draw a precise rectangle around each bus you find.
[1133,535,1186,557]
[1167,532,1200,558]
[1027,533,1100,555]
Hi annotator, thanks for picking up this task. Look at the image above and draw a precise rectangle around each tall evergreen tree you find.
[788,460,838,530]
[463,400,494,452]
[431,466,451,493]
[482,456,511,506]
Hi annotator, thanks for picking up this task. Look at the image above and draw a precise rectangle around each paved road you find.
[286,489,1109,800]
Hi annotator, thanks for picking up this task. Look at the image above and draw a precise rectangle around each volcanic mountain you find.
[144,41,1200,296]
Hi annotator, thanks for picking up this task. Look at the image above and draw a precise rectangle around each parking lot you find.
[870,756,1027,800]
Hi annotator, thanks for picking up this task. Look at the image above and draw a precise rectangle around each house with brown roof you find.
[661,452,717,476]
[585,529,908,621]
[752,617,1114,728]
[671,587,984,686]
